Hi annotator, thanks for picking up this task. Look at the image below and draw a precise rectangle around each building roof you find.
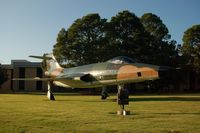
[11,60,41,68]
[1,64,13,69]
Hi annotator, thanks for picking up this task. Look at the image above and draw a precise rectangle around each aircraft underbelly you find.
[53,80,102,88]
[54,74,158,88]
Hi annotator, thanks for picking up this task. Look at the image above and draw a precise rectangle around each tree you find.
[53,14,107,65]
[182,25,200,71]
[67,13,107,65]
[53,28,68,58]
[140,13,176,65]
[141,13,169,41]
[106,10,150,62]
[53,28,73,66]
[0,64,8,88]
[53,11,177,66]
[179,25,200,91]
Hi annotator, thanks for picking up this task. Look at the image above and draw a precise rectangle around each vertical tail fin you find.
[29,53,63,77]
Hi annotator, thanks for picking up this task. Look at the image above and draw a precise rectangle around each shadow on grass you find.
[29,93,82,96]
[108,111,200,116]
[13,93,200,102]
[2,92,83,96]
[108,112,137,116]
[42,99,83,102]
[149,112,200,115]
[103,97,200,103]
[129,97,200,102]
[73,96,200,103]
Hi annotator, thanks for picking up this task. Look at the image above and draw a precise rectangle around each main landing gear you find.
[101,87,109,100]
[117,85,130,115]
[47,81,55,100]
[101,85,130,115]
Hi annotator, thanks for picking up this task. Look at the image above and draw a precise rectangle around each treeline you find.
[53,10,200,72]
[53,11,175,66]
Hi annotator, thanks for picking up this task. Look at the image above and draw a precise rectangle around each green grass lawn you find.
[0,93,200,133]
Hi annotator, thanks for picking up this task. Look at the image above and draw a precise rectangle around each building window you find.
[37,67,43,77]
[19,67,25,90]
[36,67,43,90]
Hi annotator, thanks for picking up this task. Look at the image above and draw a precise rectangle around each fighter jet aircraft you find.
[13,53,169,103]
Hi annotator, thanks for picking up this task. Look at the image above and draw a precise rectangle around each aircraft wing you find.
[13,73,96,83]
[12,77,53,81]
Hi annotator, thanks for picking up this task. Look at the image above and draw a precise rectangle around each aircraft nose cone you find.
[158,66,172,79]
[159,66,171,71]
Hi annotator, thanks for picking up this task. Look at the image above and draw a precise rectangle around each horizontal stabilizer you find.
[12,77,53,81]
[29,55,52,60]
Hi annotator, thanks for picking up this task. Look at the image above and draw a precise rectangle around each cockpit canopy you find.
[107,56,136,64]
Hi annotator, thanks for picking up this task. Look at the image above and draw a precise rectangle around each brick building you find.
[1,60,47,92]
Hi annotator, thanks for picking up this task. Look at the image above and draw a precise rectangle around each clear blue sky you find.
[0,0,199,64]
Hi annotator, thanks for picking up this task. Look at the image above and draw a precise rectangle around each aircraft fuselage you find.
[53,62,160,88]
